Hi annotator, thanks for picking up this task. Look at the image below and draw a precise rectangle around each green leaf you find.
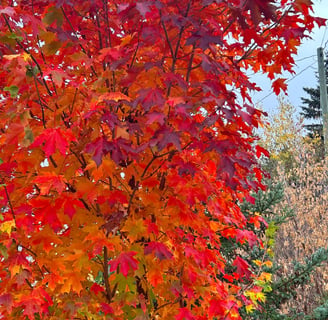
[265,221,277,238]
[4,85,19,98]
[121,305,137,320]
[94,270,103,284]
[26,66,39,78]
[8,33,23,41]
[114,274,136,293]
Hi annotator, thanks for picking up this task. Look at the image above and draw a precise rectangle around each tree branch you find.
[103,246,113,303]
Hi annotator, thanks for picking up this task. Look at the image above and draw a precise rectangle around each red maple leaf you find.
[90,283,105,295]
[136,1,153,17]
[33,172,66,195]
[146,112,166,125]
[175,307,196,320]
[255,145,270,158]
[209,299,227,317]
[32,128,75,157]
[144,241,173,260]
[85,137,114,166]
[244,0,277,25]
[99,302,114,315]
[135,88,165,111]
[110,252,139,277]
[0,294,13,313]
[233,256,252,279]
[272,78,288,95]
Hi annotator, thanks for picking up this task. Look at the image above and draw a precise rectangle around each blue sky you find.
[250,0,328,114]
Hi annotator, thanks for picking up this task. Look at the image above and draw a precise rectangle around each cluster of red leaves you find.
[0,0,323,319]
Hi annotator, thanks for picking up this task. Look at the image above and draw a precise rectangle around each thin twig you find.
[3,184,16,223]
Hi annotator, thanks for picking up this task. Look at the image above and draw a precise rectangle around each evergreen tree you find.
[301,86,323,138]
[300,56,328,138]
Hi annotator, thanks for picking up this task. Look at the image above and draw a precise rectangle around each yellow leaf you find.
[229,309,241,318]
[267,248,274,257]
[0,220,15,235]
[256,291,266,302]
[246,304,255,313]
[263,260,273,268]
[258,272,272,282]
[22,52,31,62]
[253,259,262,267]
[121,218,146,242]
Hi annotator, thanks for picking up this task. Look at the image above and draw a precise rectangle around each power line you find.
[295,54,316,62]
[247,55,316,79]
[324,39,328,50]
[257,61,317,103]
[286,61,317,83]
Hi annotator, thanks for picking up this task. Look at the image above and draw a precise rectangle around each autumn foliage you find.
[0,1,324,319]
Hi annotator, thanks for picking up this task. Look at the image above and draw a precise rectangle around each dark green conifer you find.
[300,56,328,139]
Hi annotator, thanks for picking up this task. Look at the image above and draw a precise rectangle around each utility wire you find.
[254,24,328,104]
[286,61,317,83]
[295,54,316,62]
[257,61,317,103]
[324,39,328,50]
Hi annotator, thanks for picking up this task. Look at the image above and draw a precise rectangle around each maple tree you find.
[0,0,325,319]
